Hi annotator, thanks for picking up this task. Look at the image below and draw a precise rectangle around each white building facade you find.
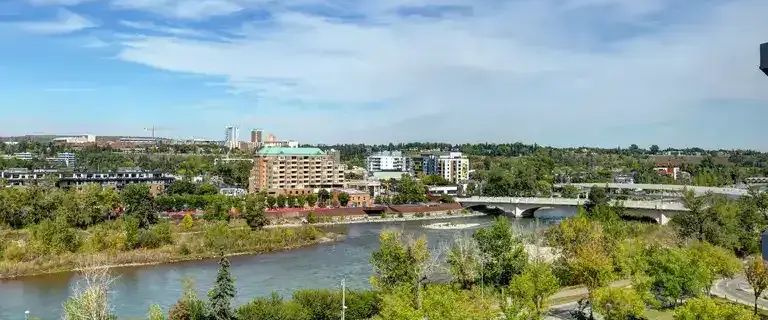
[366,151,411,172]
[423,152,469,184]
[224,126,240,149]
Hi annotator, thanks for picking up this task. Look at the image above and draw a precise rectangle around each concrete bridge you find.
[456,196,688,224]
[554,183,748,197]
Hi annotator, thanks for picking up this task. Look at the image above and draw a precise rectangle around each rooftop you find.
[258,147,325,156]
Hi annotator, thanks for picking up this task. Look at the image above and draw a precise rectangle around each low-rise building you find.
[427,185,460,196]
[220,187,248,197]
[345,180,382,197]
[1,152,35,161]
[249,147,345,195]
[332,188,373,207]
[0,168,175,192]
[47,152,76,167]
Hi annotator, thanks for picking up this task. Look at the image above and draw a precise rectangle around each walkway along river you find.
[0,209,574,319]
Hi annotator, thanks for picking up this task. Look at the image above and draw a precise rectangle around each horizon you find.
[1,0,767,150]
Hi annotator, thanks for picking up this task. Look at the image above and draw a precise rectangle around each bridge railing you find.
[456,196,689,211]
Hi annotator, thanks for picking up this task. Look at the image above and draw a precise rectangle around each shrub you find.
[237,293,310,320]
[414,212,425,218]
[123,216,140,250]
[397,213,404,218]
[137,229,162,249]
[180,214,194,231]
[306,212,319,224]
[293,289,339,320]
[30,217,81,255]
[204,221,232,252]
[3,241,28,261]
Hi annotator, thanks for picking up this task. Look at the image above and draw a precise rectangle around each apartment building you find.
[422,152,469,184]
[0,168,175,192]
[47,152,76,167]
[249,147,345,195]
[366,151,412,173]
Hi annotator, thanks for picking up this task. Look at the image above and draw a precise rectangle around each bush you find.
[306,212,319,224]
[180,214,194,231]
[3,241,28,261]
[414,212,425,218]
[397,213,404,218]
[30,217,81,255]
[237,293,310,320]
[204,221,232,251]
[293,289,339,320]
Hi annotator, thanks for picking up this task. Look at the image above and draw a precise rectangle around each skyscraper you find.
[225,126,239,149]
[251,128,263,144]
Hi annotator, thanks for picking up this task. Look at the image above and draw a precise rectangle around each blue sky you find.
[0,0,767,150]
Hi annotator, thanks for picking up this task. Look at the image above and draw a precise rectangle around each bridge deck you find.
[456,196,688,211]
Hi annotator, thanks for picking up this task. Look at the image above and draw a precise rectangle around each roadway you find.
[555,182,748,196]
[456,196,688,212]
[712,276,768,311]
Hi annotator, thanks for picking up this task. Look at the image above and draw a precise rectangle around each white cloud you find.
[28,0,95,6]
[119,20,212,38]
[115,0,768,147]
[111,0,244,19]
[15,9,96,34]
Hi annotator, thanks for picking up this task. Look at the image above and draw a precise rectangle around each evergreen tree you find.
[208,257,236,320]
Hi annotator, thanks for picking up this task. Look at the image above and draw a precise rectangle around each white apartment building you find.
[366,151,411,172]
[423,152,469,184]
[52,134,96,144]
[224,126,239,149]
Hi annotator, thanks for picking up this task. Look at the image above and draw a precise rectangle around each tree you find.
[396,175,427,203]
[673,192,740,250]
[370,230,428,292]
[305,194,317,208]
[645,246,709,307]
[473,217,528,287]
[242,195,268,230]
[586,185,608,212]
[507,259,560,319]
[592,287,645,320]
[180,213,194,231]
[686,242,740,295]
[561,184,580,199]
[338,192,350,207]
[148,304,166,320]
[167,180,196,195]
[266,196,276,209]
[317,189,330,207]
[296,195,306,208]
[377,284,495,320]
[745,257,768,315]
[62,267,115,320]
[286,195,297,208]
[447,234,481,290]
[209,257,236,320]
[649,145,660,154]
[236,293,310,320]
[276,194,287,208]
[169,278,208,320]
[673,297,757,320]
[121,183,157,228]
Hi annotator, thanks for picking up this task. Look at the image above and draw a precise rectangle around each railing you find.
[456,196,689,211]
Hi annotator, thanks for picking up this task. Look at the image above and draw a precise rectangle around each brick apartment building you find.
[248,147,345,195]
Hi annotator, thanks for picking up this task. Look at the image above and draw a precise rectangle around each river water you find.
[0,209,574,319]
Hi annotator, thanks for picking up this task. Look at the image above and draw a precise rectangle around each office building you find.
[225,126,240,149]
[250,129,263,145]
[422,152,469,184]
[249,147,345,195]
[1,152,35,161]
[366,151,412,173]
[47,152,76,167]
[52,134,96,144]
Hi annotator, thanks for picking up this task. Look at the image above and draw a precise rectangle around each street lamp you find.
[761,42,768,76]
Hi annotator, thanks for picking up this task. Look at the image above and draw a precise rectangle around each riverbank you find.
[268,210,487,228]
[0,224,338,280]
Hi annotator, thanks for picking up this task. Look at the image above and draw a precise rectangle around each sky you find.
[0,0,767,150]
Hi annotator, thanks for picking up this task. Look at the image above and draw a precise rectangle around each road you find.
[712,276,768,310]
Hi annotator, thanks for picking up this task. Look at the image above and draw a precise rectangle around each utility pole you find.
[341,278,347,320]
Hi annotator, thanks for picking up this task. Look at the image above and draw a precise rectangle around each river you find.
[0,209,575,319]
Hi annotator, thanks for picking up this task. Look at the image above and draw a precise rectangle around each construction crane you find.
[143,126,169,139]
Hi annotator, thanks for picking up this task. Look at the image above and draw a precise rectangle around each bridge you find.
[456,196,688,224]
[554,183,748,197]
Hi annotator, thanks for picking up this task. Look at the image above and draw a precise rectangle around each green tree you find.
[266,196,276,209]
[148,304,166,320]
[208,257,236,320]
[370,230,431,309]
[473,217,528,287]
[243,195,268,230]
[167,180,197,195]
[592,287,645,320]
[645,246,709,306]
[305,194,317,208]
[586,185,608,212]
[236,293,310,320]
[561,184,580,199]
[507,259,560,319]
[123,216,140,250]
[317,189,330,207]
[296,195,306,208]
[376,284,495,320]
[62,268,115,320]
[745,257,768,315]
[673,297,757,320]
[121,183,157,228]
[180,213,194,231]
[338,192,350,206]
[447,235,481,290]
[169,278,208,320]
[686,242,740,295]
[276,194,287,208]
[649,145,660,154]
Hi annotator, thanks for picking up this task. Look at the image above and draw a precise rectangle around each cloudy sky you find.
[0,0,767,150]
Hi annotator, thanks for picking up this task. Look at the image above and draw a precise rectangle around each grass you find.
[0,219,336,279]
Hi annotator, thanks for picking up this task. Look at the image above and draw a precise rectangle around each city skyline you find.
[1,0,767,150]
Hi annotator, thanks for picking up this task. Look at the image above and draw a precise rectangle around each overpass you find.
[554,183,748,197]
[456,196,688,224]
